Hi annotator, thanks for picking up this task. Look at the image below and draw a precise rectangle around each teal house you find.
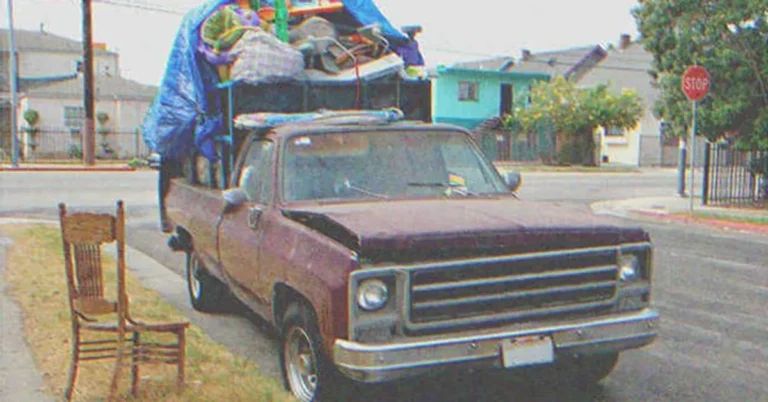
[431,58,550,159]
[432,58,550,128]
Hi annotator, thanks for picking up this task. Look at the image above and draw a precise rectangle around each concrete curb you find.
[0,166,136,172]
[591,199,768,236]
[631,210,768,235]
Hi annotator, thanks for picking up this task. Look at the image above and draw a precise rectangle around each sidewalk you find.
[591,196,768,234]
[0,235,53,402]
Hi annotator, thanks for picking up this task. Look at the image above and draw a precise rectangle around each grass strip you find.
[2,224,293,402]
[691,212,768,226]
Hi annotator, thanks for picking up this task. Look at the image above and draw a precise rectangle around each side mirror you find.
[503,171,522,192]
[222,188,248,214]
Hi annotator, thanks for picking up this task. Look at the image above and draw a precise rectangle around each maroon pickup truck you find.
[162,117,658,401]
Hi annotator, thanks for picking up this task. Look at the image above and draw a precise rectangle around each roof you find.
[25,75,157,101]
[577,42,658,110]
[0,29,115,55]
[452,57,515,72]
[509,45,604,79]
[436,65,550,81]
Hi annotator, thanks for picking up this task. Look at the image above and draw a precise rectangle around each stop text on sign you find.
[681,66,711,101]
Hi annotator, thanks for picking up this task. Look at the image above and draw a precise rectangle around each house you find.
[512,45,606,82]
[577,35,705,167]
[0,27,156,160]
[430,58,549,159]
[432,58,549,129]
[509,34,705,167]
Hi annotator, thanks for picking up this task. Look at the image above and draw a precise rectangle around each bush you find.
[69,144,83,159]
[127,157,145,168]
[556,139,587,166]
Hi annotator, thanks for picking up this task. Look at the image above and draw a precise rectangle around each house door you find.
[500,84,514,115]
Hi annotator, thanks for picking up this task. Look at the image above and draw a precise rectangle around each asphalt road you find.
[1,169,766,401]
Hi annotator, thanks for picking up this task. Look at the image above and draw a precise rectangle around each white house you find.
[1,27,156,160]
[509,34,705,167]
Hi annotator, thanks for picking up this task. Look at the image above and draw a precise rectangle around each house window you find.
[64,106,85,129]
[605,126,624,137]
[458,81,479,102]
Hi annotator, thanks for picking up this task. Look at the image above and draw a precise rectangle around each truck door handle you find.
[247,207,262,229]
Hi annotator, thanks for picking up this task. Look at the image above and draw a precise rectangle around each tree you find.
[633,0,768,150]
[504,76,644,165]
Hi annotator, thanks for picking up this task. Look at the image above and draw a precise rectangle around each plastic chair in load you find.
[58,201,189,401]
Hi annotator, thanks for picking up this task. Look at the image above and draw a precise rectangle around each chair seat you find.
[83,320,189,333]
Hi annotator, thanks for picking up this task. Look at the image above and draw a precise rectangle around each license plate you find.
[500,335,554,368]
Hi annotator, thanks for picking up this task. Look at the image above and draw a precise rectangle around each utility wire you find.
[92,0,187,15]
[87,0,654,75]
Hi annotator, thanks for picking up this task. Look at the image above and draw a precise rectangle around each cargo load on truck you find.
[142,0,430,164]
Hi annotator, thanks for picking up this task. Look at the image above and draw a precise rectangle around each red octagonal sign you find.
[682,66,711,101]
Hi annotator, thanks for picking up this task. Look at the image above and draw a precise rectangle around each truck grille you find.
[407,246,619,333]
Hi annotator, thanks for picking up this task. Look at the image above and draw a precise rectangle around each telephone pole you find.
[6,0,19,167]
[81,0,96,165]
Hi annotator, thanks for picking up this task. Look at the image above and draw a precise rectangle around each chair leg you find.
[64,333,80,402]
[177,329,186,393]
[131,332,140,396]
[108,339,126,402]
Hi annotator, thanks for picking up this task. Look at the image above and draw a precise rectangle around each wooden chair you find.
[58,200,189,401]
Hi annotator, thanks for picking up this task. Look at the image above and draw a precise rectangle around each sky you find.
[1,0,641,86]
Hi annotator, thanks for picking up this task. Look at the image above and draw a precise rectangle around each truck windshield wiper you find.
[407,182,477,197]
[343,179,388,199]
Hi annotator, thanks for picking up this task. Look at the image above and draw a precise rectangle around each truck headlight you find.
[357,279,389,311]
[619,254,640,281]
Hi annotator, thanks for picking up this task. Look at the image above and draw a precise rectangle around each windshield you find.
[282,130,507,202]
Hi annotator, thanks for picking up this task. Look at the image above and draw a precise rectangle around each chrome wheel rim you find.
[284,326,318,402]
[188,254,202,299]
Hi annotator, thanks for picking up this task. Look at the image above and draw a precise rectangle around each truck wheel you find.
[186,251,226,312]
[280,303,342,402]
[558,352,619,386]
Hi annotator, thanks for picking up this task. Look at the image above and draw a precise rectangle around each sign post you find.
[681,65,711,212]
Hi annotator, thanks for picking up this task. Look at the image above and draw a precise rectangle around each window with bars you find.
[64,106,85,129]
[458,81,479,102]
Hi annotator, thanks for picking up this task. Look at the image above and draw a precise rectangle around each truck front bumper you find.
[333,308,659,383]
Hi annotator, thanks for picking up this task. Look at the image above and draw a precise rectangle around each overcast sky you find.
[1,0,641,86]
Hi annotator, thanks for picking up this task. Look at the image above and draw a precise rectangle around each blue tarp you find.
[143,0,411,161]
[143,0,230,161]
[339,0,406,40]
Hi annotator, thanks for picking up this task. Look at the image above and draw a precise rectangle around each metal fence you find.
[0,128,150,163]
[703,143,767,208]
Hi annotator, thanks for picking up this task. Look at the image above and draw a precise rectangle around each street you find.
[1,169,766,401]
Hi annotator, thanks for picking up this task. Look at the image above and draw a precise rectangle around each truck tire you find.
[280,302,345,402]
[557,352,619,386]
[186,251,227,312]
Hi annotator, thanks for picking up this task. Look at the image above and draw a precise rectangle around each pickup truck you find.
[160,112,659,401]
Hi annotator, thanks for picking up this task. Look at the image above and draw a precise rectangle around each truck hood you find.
[282,199,649,263]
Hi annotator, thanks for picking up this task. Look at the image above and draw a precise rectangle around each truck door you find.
[218,139,275,305]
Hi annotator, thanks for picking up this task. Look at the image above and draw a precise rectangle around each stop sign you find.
[682,66,711,101]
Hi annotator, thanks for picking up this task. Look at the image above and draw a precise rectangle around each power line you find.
[92,0,187,15]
